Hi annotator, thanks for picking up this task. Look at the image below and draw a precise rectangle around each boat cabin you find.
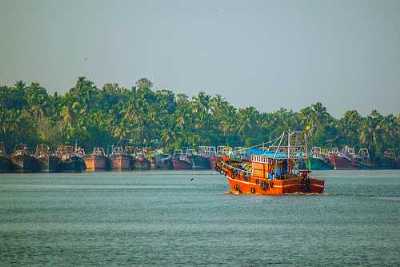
[251,153,295,180]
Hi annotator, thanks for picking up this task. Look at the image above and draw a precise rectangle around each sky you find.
[0,0,399,117]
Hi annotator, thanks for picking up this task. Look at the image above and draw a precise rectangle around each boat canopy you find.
[246,148,305,160]
[247,148,287,159]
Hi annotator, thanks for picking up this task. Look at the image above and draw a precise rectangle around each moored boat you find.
[198,146,217,169]
[172,150,192,170]
[327,147,355,170]
[380,150,400,169]
[154,153,173,169]
[11,144,42,172]
[328,146,372,170]
[353,148,374,169]
[110,146,131,170]
[133,151,150,170]
[187,149,210,170]
[191,154,211,169]
[0,142,12,172]
[149,155,157,169]
[35,144,61,172]
[57,145,86,172]
[84,147,109,171]
[308,147,333,170]
[216,132,325,195]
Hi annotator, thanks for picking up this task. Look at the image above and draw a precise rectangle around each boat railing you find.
[218,160,251,176]
[198,146,216,156]
[35,144,50,157]
[112,146,125,155]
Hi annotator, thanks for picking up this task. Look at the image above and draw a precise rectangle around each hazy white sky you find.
[1,0,399,117]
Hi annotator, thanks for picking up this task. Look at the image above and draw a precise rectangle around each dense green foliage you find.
[1,78,400,161]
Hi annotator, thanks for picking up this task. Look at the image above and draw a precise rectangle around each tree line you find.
[1,77,399,162]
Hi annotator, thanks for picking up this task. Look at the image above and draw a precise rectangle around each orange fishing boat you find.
[216,132,325,195]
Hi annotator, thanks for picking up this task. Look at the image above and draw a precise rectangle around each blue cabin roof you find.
[247,148,288,159]
[246,148,304,160]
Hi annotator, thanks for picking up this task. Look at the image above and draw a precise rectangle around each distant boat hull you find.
[149,157,157,170]
[172,159,192,170]
[191,155,210,170]
[355,159,374,169]
[84,155,108,171]
[378,158,400,169]
[134,157,150,170]
[11,154,41,172]
[37,155,62,172]
[209,156,217,170]
[0,156,13,173]
[329,155,358,170]
[60,156,85,172]
[155,156,173,170]
[111,155,131,170]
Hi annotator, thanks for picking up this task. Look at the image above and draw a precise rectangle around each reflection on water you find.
[1,170,400,266]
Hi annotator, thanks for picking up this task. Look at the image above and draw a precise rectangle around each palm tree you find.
[360,110,384,160]
[338,110,363,148]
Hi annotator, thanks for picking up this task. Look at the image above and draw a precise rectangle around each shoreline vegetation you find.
[1,77,400,168]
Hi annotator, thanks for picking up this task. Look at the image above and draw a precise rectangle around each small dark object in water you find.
[190,178,194,181]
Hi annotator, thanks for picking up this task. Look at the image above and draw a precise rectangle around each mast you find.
[304,132,310,170]
[287,130,290,174]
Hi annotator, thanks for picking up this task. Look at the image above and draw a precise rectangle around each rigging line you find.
[232,134,285,153]
[273,132,285,160]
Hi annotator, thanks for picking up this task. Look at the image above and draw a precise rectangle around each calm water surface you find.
[0,170,400,266]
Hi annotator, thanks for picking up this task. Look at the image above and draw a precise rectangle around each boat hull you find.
[134,158,150,170]
[155,157,173,170]
[379,159,400,169]
[38,155,62,172]
[111,155,131,170]
[0,156,13,172]
[84,156,108,171]
[329,155,358,170]
[172,159,192,170]
[191,155,210,170]
[60,157,85,172]
[227,176,324,195]
[209,156,217,170]
[11,154,42,172]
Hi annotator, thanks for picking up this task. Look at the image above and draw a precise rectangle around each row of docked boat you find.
[214,145,400,170]
[308,146,400,170]
[0,143,219,173]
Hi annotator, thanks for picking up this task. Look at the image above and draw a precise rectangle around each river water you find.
[0,170,399,266]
